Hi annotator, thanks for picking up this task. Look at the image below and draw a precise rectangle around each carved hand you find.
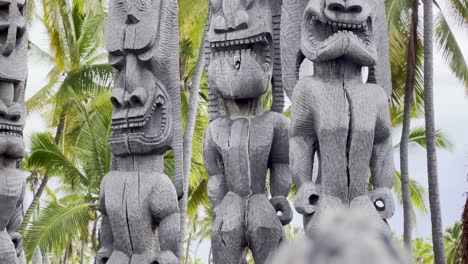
[344,32,377,66]
[368,187,395,220]
[293,182,320,216]
[270,196,293,226]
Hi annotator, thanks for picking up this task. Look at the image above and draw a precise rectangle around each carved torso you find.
[100,168,178,263]
[282,0,395,229]
[207,111,288,197]
[292,72,391,203]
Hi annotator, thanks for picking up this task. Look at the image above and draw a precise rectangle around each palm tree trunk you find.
[178,25,207,254]
[62,240,72,264]
[208,246,212,264]
[423,0,446,263]
[80,236,86,264]
[400,0,419,254]
[91,214,98,251]
[184,233,192,264]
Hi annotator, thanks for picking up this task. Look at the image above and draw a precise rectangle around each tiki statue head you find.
[107,0,179,157]
[206,0,284,120]
[281,0,392,98]
[0,0,27,164]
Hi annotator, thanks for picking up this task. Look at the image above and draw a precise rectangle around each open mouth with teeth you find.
[0,124,23,138]
[109,92,172,155]
[303,11,373,56]
[210,33,272,72]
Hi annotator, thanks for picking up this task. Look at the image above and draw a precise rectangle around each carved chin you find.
[0,134,24,159]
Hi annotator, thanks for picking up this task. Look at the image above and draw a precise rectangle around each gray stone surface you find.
[96,0,183,263]
[281,0,395,229]
[270,209,409,264]
[0,0,28,263]
[203,1,292,263]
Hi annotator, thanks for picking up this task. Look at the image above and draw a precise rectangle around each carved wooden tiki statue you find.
[96,0,183,263]
[0,0,27,263]
[281,0,395,229]
[203,0,292,263]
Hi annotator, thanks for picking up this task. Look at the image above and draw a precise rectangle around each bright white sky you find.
[22,2,468,260]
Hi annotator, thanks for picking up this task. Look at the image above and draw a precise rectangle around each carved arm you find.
[149,178,180,263]
[269,116,293,225]
[203,126,227,209]
[290,80,317,189]
[369,93,395,219]
[96,181,114,264]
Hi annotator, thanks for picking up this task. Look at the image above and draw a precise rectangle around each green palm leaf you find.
[22,196,95,261]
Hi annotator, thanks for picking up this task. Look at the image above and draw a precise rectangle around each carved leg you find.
[0,231,18,264]
[211,192,247,264]
[107,250,129,264]
[246,194,284,264]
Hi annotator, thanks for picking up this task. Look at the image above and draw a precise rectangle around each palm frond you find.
[23,197,95,261]
[435,13,468,90]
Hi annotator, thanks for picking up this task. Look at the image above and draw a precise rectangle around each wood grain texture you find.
[0,0,28,263]
[203,1,292,263]
[97,0,182,263]
[271,209,409,263]
[282,0,395,230]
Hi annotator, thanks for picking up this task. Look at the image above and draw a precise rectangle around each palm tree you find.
[413,237,435,263]
[423,0,446,262]
[391,104,453,221]
[399,0,419,252]
[25,0,112,226]
[444,222,462,263]
[387,0,467,257]
[22,91,112,262]
[177,0,210,254]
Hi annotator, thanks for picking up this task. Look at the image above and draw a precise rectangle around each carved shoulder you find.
[365,83,392,142]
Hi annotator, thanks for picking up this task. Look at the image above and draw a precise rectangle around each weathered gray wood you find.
[281,0,395,230]
[96,0,183,263]
[0,0,28,263]
[271,209,409,264]
[203,1,292,263]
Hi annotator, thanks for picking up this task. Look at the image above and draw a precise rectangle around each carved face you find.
[207,0,276,100]
[301,0,377,65]
[0,0,27,160]
[107,0,172,156]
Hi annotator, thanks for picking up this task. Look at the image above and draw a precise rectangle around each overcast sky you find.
[22,2,467,260]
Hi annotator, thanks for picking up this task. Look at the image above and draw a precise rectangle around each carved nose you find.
[125,87,148,107]
[326,1,363,14]
[0,103,21,122]
[212,0,248,32]
[126,13,140,24]
[111,88,125,109]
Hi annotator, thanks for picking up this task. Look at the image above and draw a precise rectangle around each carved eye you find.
[109,53,125,70]
[210,0,222,13]
[18,4,24,16]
